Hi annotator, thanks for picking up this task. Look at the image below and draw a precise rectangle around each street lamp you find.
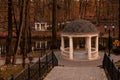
[104,24,115,56]
[119,3,120,41]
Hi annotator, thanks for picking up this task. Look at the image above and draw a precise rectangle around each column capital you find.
[69,36,72,39]
[89,36,92,38]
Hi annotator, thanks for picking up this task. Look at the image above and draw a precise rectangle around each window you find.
[41,23,45,31]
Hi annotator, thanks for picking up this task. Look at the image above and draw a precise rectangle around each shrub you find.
[28,55,33,63]
[112,46,120,55]
[99,44,106,50]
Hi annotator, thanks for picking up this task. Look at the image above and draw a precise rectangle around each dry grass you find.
[0,50,51,79]
[115,60,120,67]
[0,65,25,80]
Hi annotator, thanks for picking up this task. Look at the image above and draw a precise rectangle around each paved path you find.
[44,67,107,80]
[44,51,108,80]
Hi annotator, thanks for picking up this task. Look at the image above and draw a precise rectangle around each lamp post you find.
[119,3,120,41]
[104,24,115,56]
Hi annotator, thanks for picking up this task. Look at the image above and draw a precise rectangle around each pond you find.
[0,37,108,56]
[0,38,61,56]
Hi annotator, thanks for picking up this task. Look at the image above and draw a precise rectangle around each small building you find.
[61,19,99,61]
[35,41,47,49]
[35,19,48,31]
[32,40,48,51]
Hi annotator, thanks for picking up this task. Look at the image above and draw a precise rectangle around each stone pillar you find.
[88,36,91,59]
[96,36,99,57]
[69,36,73,60]
[61,36,64,53]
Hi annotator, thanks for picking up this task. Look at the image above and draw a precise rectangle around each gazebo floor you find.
[62,49,100,61]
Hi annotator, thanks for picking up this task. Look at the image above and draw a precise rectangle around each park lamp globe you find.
[104,24,107,32]
[111,24,115,36]
[111,24,115,32]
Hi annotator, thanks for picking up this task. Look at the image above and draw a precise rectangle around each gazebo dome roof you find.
[62,19,98,34]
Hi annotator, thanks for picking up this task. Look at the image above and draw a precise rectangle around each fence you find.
[103,53,120,80]
[9,51,58,80]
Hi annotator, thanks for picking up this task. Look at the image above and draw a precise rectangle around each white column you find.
[96,36,99,57]
[85,37,89,51]
[35,42,37,48]
[45,23,47,30]
[40,41,41,48]
[45,41,47,48]
[61,36,64,53]
[76,38,79,49]
[88,36,92,59]
[0,46,1,54]
[35,23,37,30]
[69,36,73,60]
[39,23,41,31]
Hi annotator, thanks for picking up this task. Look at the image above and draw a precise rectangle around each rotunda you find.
[61,19,99,61]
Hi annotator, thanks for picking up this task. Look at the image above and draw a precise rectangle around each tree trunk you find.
[79,0,82,18]
[22,0,29,68]
[64,0,68,21]
[5,0,13,64]
[95,0,100,25]
[12,0,24,64]
[52,0,57,49]
[118,0,120,40]
[27,3,32,53]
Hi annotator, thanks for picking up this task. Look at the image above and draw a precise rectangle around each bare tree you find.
[79,0,87,19]
[52,0,57,49]
[64,0,69,21]
[11,0,31,67]
[21,0,30,67]
[5,0,13,64]
[95,0,101,25]
[12,0,25,64]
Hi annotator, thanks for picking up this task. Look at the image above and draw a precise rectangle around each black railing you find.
[9,51,58,80]
[103,53,120,80]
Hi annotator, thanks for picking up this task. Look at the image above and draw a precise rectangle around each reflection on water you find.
[32,39,52,51]
[0,45,6,55]
[0,38,54,56]
[0,37,107,56]
[0,38,6,56]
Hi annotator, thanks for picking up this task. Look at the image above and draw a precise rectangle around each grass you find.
[0,65,24,80]
[115,60,120,67]
[0,50,51,79]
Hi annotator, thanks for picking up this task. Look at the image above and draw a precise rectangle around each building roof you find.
[62,19,98,34]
